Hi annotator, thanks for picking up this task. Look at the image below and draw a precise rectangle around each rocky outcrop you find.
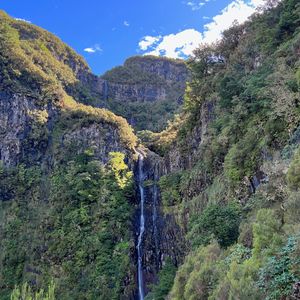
[98,56,189,103]
[134,150,186,297]
[96,78,168,103]
[0,91,58,166]
[0,91,133,168]
[163,99,216,174]
[61,123,130,164]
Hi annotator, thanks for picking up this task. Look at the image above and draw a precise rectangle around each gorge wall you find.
[0,11,187,299]
[73,56,189,132]
[1,1,300,299]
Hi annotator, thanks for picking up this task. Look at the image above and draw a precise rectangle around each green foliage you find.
[0,10,137,151]
[0,151,134,299]
[252,209,283,259]
[287,148,300,190]
[10,281,55,300]
[158,1,300,299]
[102,55,185,85]
[258,236,300,300]
[188,202,241,248]
[138,114,186,155]
[0,11,86,101]
[169,242,221,300]
[145,259,177,300]
[159,172,182,207]
[296,68,300,86]
[106,97,181,132]
[1,1,300,299]
[285,192,300,224]
[101,55,187,131]
[211,258,262,300]
[46,151,133,298]
[224,129,262,183]
[108,152,133,188]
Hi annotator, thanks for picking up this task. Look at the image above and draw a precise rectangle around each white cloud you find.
[139,36,161,51]
[84,44,102,54]
[124,21,130,27]
[202,0,259,43]
[186,1,206,11]
[184,0,214,10]
[139,0,268,59]
[142,29,203,59]
[14,17,31,23]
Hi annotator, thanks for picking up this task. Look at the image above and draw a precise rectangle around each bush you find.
[169,242,221,300]
[258,236,299,300]
[252,209,283,259]
[188,202,241,248]
[10,280,55,300]
[159,172,182,207]
[287,148,300,190]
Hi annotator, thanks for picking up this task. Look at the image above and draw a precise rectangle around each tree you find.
[10,281,55,300]
[188,202,241,248]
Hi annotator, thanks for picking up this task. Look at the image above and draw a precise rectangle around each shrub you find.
[188,202,241,248]
[287,148,300,190]
[258,236,299,300]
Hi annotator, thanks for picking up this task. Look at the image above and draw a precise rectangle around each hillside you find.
[0,0,300,299]
[143,0,300,299]
[0,11,138,299]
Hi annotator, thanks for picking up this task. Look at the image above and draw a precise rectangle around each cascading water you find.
[137,154,145,300]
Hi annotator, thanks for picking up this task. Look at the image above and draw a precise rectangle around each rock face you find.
[96,78,168,103]
[163,99,216,173]
[66,55,189,131]
[98,56,189,103]
[0,12,192,299]
[61,123,130,164]
[0,92,58,166]
[0,91,132,168]
[134,151,185,297]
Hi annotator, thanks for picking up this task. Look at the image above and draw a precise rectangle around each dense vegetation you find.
[106,97,181,132]
[1,0,300,299]
[0,150,135,299]
[0,11,137,300]
[145,0,300,299]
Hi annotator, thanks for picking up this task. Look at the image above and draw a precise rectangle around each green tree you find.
[188,202,241,248]
[10,281,55,300]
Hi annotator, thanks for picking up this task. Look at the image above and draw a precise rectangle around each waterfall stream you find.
[137,154,145,300]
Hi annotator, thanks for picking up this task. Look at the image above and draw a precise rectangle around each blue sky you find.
[1,0,265,74]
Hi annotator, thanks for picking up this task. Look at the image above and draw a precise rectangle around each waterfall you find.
[137,154,145,300]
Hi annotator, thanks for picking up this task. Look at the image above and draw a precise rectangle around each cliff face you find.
[134,151,186,296]
[0,92,58,166]
[100,56,188,103]
[97,78,168,103]
[0,11,192,299]
[3,1,300,299]
[95,56,189,131]
[0,91,134,168]
[146,1,300,299]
